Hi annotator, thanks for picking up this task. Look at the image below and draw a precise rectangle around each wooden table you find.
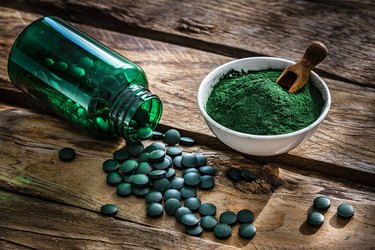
[1,1,374,249]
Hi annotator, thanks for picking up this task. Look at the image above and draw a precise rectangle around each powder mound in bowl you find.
[205,70,324,135]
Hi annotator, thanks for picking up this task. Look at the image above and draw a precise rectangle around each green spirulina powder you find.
[206,70,324,135]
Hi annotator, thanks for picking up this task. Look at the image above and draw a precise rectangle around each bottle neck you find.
[110,84,162,141]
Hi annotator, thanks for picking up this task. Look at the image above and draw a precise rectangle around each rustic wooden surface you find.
[1,103,374,249]
[0,2,374,249]
[3,0,375,86]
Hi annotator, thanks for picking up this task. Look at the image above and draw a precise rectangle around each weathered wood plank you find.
[0,103,374,249]
[0,191,230,250]
[1,0,374,85]
[0,7,374,184]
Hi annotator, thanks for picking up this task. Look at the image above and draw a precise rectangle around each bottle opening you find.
[111,84,162,141]
[127,97,162,141]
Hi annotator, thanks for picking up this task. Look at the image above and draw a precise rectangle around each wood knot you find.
[233,164,283,194]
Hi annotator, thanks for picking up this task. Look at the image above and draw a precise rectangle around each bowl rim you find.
[197,57,331,139]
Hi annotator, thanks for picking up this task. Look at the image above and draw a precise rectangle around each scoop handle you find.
[301,41,328,69]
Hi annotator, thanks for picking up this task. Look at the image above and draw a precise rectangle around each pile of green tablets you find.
[61,131,356,240]
[97,128,256,240]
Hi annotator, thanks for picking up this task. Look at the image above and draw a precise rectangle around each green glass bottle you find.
[8,16,162,141]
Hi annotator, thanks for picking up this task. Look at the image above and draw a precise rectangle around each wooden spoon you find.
[276,41,328,93]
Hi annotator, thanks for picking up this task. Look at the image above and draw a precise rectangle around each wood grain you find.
[0,7,374,185]
[0,103,374,249]
[1,0,374,85]
[0,191,231,250]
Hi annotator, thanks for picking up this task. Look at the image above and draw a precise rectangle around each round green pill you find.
[183,168,199,176]
[199,203,216,216]
[184,197,201,212]
[145,191,163,204]
[239,168,256,181]
[153,178,171,193]
[138,152,150,163]
[149,170,166,179]
[164,189,181,201]
[106,172,122,186]
[200,175,215,190]
[337,203,355,219]
[96,117,108,132]
[153,158,171,170]
[132,174,150,188]
[164,129,181,146]
[179,137,195,146]
[152,131,164,140]
[173,156,183,169]
[149,150,166,162]
[119,160,138,175]
[78,56,94,69]
[100,204,118,216]
[77,107,85,117]
[147,203,164,218]
[137,127,153,140]
[307,211,324,226]
[214,223,232,239]
[134,108,149,126]
[175,207,192,223]
[102,159,119,173]
[166,146,183,158]
[199,165,216,176]
[127,142,144,157]
[195,153,207,166]
[201,216,218,231]
[151,142,166,151]
[136,162,152,175]
[165,168,176,179]
[313,196,331,210]
[133,186,150,197]
[116,182,132,197]
[237,209,254,224]
[184,172,201,186]
[69,65,85,77]
[54,61,68,72]
[42,58,54,68]
[219,211,237,226]
[171,177,185,189]
[226,168,242,182]
[185,225,203,236]
[59,147,75,162]
[164,198,181,215]
[113,148,130,162]
[239,223,256,239]
[181,213,199,227]
[180,186,197,199]
[181,153,197,168]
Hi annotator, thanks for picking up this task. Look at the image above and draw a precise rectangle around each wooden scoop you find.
[276,41,328,93]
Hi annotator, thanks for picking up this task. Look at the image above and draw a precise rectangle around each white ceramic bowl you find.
[197,57,331,156]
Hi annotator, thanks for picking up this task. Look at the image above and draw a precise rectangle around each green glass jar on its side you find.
[8,16,162,141]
